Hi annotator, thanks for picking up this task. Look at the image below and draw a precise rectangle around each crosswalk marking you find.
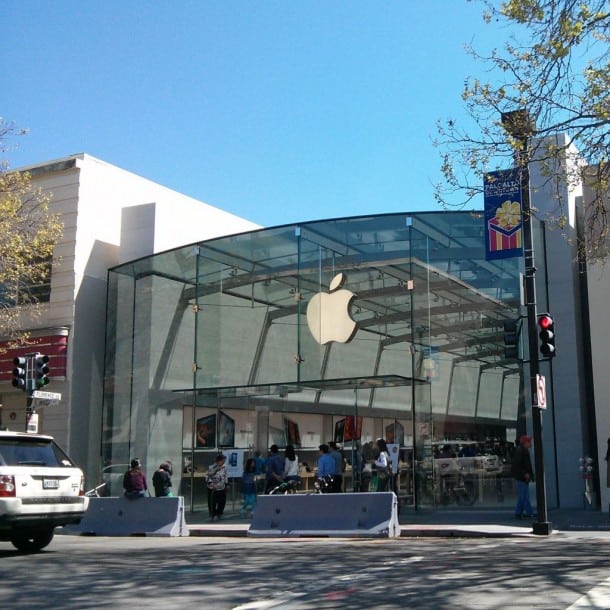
[567,575,610,609]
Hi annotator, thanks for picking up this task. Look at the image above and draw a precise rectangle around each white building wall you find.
[581,169,610,512]
[7,154,259,486]
[586,262,610,510]
[530,134,586,508]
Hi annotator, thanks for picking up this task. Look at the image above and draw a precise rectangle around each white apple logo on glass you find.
[306,272,357,344]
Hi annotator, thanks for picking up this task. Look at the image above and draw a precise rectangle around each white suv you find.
[0,431,89,551]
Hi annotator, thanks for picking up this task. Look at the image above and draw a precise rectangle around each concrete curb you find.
[186,523,536,538]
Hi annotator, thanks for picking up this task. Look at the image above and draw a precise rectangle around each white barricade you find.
[61,496,189,537]
[248,491,400,538]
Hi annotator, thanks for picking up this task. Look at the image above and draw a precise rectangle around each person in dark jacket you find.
[511,435,534,519]
[123,458,148,498]
[152,461,173,497]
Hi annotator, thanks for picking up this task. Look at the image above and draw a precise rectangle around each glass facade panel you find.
[103,212,540,513]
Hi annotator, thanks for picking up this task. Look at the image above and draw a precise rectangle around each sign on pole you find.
[32,390,62,400]
[536,374,547,409]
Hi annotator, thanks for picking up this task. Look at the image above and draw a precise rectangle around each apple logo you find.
[306,272,358,344]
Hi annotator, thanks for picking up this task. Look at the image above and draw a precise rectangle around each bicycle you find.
[439,472,476,506]
[312,475,334,494]
[84,482,107,497]
[268,479,301,495]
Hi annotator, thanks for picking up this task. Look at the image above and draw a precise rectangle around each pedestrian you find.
[264,444,284,493]
[350,442,365,492]
[511,435,535,519]
[152,461,173,497]
[254,449,267,493]
[605,438,610,487]
[123,458,147,498]
[316,444,335,492]
[240,457,257,518]
[328,441,345,492]
[283,444,300,484]
[373,439,392,492]
[206,453,228,520]
[254,450,267,475]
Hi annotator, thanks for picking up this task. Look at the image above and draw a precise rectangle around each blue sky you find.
[3,1,505,227]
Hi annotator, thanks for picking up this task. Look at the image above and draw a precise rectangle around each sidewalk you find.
[185,506,610,538]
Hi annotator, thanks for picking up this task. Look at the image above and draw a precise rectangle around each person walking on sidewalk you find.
[512,435,535,519]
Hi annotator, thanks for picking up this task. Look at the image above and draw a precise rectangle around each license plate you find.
[43,479,59,489]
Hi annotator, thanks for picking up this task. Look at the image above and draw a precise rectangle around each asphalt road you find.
[2,533,610,609]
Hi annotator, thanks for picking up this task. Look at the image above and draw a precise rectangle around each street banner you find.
[484,169,523,260]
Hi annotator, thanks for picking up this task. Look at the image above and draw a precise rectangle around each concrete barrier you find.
[248,492,400,538]
[61,496,189,537]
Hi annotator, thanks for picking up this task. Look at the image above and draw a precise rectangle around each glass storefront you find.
[103,212,531,513]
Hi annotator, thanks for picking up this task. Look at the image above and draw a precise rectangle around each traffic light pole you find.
[11,352,50,433]
[521,161,551,535]
[22,353,37,433]
[504,109,552,536]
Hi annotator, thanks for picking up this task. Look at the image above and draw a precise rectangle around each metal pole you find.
[504,109,552,536]
[24,353,37,433]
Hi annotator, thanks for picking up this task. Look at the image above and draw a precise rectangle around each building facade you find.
[0,154,258,486]
[5,143,606,516]
[104,211,546,512]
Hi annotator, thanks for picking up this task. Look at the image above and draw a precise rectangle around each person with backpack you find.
[206,453,228,520]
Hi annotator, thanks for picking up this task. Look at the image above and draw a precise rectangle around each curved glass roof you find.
[111,211,522,369]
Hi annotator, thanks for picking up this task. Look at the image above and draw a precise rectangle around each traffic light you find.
[12,357,27,391]
[537,313,556,358]
[34,354,50,387]
[502,318,520,359]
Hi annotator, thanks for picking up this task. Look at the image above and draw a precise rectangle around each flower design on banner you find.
[495,200,521,229]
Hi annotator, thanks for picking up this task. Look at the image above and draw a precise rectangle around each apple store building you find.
[103,212,539,513]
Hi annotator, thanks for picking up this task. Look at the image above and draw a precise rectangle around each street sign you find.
[26,413,39,433]
[536,374,547,409]
[32,390,62,400]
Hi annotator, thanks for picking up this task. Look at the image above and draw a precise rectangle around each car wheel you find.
[10,527,55,552]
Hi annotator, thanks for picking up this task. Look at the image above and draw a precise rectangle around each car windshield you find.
[0,439,74,467]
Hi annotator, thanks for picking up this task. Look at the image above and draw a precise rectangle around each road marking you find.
[566,575,610,609]
[233,602,281,610]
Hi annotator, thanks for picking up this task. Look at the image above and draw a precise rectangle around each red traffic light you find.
[538,314,553,330]
[537,313,556,357]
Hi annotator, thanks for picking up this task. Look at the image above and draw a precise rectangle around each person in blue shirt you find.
[317,444,335,487]
[240,457,257,518]
[254,451,266,475]
[254,450,267,493]
[328,441,344,492]
[264,444,285,493]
